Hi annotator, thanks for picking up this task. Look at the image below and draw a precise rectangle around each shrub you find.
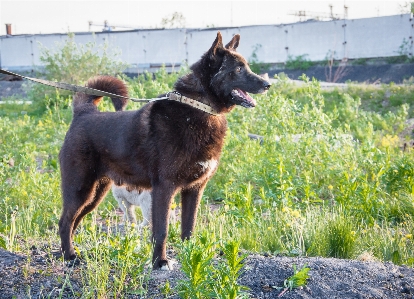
[384,156,414,196]
[285,54,314,70]
[352,58,368,66]
[26,33,128,112]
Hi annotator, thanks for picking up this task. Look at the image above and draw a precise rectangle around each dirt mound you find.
[240,255,414,298]
[0,246,413,298]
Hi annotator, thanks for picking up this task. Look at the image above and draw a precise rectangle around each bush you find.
[26,33,128,112]
[285,54,314,70]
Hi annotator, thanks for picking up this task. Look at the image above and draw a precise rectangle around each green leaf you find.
[284,264,311,291]
[0,236,6,249]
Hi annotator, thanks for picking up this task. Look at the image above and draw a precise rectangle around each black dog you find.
[58,31,271,270]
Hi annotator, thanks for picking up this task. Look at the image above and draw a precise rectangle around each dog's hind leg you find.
[59,177,111,261]
[151,181,177,270]
[180,183,206,240]
[59,182,95,261]
[72,177,112,232]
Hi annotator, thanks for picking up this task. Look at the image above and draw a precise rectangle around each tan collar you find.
[166,92,219,116]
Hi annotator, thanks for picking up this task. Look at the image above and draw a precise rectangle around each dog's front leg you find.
[181,183,206,240]
[151,182,176,270]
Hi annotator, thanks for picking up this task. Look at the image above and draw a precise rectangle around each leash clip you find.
[168,91,182,102]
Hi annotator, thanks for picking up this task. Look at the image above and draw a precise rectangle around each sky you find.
[0,0,410,36]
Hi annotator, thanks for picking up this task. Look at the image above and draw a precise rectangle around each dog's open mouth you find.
[231,88,257,108]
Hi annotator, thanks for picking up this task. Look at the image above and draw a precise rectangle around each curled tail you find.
[72,76,128,112]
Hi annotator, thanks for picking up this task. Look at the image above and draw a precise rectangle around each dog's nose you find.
[263,81,271,90]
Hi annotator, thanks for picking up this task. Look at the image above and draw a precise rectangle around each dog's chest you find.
[195,159,218,178]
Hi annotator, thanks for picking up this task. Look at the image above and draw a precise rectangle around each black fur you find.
[58,31,271,269]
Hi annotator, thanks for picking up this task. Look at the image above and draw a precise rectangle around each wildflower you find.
[328,185,333,190]
[351,231,356,236]
[170,202,177,210]
[131,222,136,228]
[282,207,289,213]
[291,210,301,218]
[267,226,272,230]
[406,234,412,239]
[381,135,399,148]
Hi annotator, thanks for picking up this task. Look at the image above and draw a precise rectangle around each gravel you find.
[1,246,413,299]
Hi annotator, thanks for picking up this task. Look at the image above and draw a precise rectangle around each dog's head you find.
[196,31,271,108]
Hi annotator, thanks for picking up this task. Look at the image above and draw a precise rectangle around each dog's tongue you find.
[235,88,257,107]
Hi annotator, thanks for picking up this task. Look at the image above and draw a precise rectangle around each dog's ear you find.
[225,34,240,50]
[210,31,224,56]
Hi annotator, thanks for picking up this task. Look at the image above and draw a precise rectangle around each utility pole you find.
[329,4,334,19]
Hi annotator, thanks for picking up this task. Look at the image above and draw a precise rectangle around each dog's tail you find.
[72,76,128,112]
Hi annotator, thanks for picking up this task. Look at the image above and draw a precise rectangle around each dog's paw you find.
[155,259,175,271]
[65,257,83,268]
[160,262,172,271]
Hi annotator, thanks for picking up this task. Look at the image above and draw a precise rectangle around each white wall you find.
[0,14,412,73]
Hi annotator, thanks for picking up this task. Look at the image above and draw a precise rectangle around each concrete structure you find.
[0,14,412,74]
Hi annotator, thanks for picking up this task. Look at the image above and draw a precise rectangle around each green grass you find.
[177,234,249,299]
[1,69,414,297]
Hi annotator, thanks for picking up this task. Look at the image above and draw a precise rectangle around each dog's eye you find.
[235,66,242,73]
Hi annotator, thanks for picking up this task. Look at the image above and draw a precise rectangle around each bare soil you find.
[0,80,27,100]
[1,246,414,299]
